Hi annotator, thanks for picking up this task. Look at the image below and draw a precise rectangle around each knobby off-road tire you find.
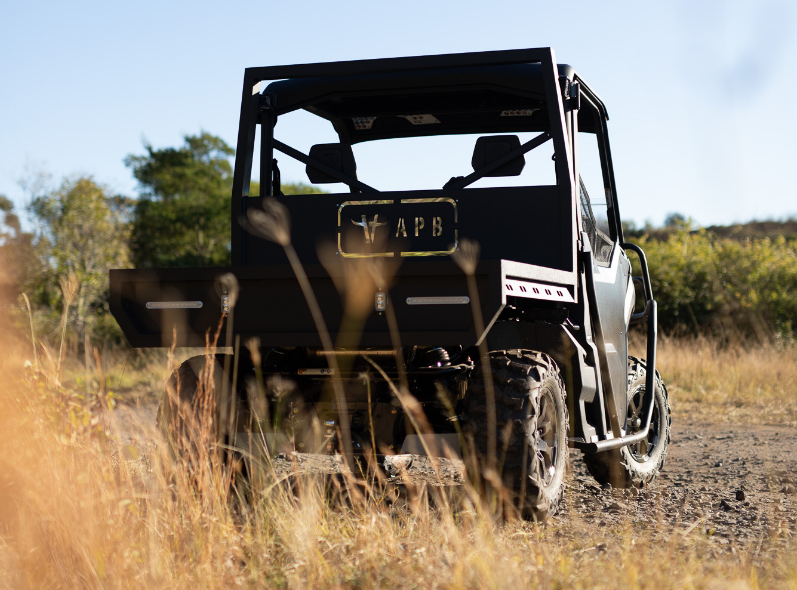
[462,351,569,521]
[582,356,671,488]
[157,354,237,463]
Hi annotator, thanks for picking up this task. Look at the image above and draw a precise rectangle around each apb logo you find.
[338,198,457,258]
[352,214,387,243]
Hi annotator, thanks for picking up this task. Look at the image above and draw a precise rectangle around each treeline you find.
[0,132,316,349]
[1,131,795,349]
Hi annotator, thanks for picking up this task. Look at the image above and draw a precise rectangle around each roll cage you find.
[230,48,624,268]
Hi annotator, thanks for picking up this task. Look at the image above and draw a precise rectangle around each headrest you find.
[306,143,357,184]
[471,135,525,177]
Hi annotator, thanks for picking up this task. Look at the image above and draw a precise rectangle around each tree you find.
[126,133,329,268]
[664,212,692,231]
[27,176,131,345]
[0,194,36,285]
[125,132,235,268]
[280,182,328,196]
[0,195,36,332]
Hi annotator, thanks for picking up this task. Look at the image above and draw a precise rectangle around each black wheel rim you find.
[626,385,660,462]
[535,388,559,486]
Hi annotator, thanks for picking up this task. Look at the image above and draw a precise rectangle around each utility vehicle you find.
[110,48,671,520]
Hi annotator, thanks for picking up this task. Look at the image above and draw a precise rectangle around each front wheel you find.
[582,356,671,488]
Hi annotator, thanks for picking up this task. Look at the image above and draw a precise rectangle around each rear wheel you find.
[582,356,671,488]
[157,354,240,467]
[462,351,569,520]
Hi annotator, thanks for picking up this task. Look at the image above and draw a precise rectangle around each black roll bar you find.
[443,132,551,190]
[273,140,379,194]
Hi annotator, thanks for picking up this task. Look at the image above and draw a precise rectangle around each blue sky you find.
[1,0,795,228]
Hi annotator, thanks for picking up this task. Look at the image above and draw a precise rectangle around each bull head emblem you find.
[352,214,387,243]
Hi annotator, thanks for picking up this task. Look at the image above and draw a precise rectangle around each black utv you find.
[110,48,671,520]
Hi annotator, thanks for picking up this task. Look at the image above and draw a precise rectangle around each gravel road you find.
[565,419,797,552]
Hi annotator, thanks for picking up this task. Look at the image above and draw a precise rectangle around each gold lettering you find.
[415,217,425,236]
[395,218,407,237]
[353,214,387,243]
[432,217,442,236]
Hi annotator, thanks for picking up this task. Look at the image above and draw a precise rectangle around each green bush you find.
[631,230,797,340]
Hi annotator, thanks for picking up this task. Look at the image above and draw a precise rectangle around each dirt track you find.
[565,419,797,552]
[118,400,797,551]
[377,418,797,551]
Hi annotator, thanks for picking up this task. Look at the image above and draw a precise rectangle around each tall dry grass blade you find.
[362,357,443,488]
[366,374,378,476]
[381,288,409,391]
[92,346,104,396]
[20,293,39,373]
[248,198,353,458]
[55,271,79,384]
[84,329,92,394]
[452,238,497,471]
[245,337,273,452]
[216,272,240,455]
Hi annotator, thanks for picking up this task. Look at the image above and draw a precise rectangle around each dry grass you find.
[1,334,796,589]
[632,334,797,427]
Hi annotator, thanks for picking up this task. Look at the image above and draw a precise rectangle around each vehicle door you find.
[577,124,633,430]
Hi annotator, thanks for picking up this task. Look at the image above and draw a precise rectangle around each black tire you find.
[582,356,671,488]
[157,354,236,461]
[462,351,569,521]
